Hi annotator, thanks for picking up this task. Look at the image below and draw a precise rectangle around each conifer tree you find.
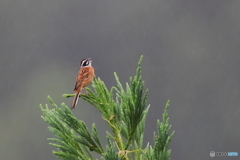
[40,56,174,160]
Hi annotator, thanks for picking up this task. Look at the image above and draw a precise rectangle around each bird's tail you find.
[71,92,80,109]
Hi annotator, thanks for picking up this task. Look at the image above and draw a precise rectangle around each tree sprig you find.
[41,55,174,160]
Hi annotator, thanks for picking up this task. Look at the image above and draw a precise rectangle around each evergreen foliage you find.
[40,56,174,160]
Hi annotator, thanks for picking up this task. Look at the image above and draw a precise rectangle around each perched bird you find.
[71,58,95,109]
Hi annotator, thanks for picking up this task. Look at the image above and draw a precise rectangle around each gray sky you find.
[0,1,240,160]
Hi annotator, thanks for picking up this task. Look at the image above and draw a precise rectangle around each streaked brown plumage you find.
[71,58,95,109]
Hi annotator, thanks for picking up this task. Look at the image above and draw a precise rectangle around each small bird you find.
[71,58,95,109]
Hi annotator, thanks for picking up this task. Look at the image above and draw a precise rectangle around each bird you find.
[71,58,95,109]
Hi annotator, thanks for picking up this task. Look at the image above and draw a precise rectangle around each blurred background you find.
[0,0,240,159]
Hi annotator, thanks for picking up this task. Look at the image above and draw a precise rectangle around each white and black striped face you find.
[80,58,92,67]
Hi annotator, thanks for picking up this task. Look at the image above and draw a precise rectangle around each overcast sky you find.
[0,1,240,160]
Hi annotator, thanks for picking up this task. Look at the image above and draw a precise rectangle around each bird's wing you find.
[74,67,90,91]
